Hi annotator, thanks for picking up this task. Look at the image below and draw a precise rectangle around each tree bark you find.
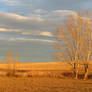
[84,63,88,80]
[73,62,76,77]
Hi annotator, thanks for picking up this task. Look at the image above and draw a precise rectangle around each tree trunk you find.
[73,62,76,77]
[73,62,78,79]
[75,68,78,79]
[84,64,88,80]
[84,51,90,80]
[75,61,79,79]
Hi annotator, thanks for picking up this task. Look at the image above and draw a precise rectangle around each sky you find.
[0,0,91,62]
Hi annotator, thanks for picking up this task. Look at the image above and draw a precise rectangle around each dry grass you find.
[0,62,91,92]
[0,62,72,71]
[0,77,91,92]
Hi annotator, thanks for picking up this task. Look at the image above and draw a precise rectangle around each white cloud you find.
[0,28,21,33]
[0,27,53,37]
[0,11,29,20]
[0,28,7,32]
[15,38,56,43]
[21,31,53,37]
[52,10,76,15]
[0,11,44,22]
[0,37,56,43]
[40,32,53,37]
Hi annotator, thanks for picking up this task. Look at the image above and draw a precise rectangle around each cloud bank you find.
[0,10,90,41]
[0,10,76,36]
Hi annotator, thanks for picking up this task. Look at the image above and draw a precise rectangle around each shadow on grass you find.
[88,74,92,79]
[62,72,74,78]
[62,72,92,79]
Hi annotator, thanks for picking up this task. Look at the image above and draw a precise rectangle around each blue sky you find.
[0,0,91,62]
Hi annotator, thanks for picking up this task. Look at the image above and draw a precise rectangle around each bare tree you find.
[54,11,92,79]
[6,49,19,76]
[12,52,19,76]
[6,49,13,76]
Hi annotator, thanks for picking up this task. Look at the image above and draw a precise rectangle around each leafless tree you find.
[6,49,13,76]
[12,52,19,76]
[6,49,19,76]
[54,11,92,79]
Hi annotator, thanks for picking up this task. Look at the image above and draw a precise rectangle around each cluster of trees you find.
[54,11,92,80]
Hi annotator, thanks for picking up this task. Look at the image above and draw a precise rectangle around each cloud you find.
[0,37,56,43]
[0,27,53,37]
[0,10,90,35]
[21,31,53,37]
[2,9,92,42]
[40,32,53,37]
[0,11,44,21]
[42,10,77,20]
[0,9,91,41]
[52,10,76,16]
[0,28,7,32]
[0,11,45,32]
[0,10,82,40]
[6,12,29,20]
[0,0,90,17]
[0,28,21,33]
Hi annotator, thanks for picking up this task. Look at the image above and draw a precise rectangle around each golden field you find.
[0,77,92,92]
[0,62,72,77]
[0,62,92,92]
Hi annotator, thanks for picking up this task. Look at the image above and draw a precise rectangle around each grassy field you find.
[0,77,92,92]
[0,62,71,71]
[0,62,72,77]
[0,62,91,92]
